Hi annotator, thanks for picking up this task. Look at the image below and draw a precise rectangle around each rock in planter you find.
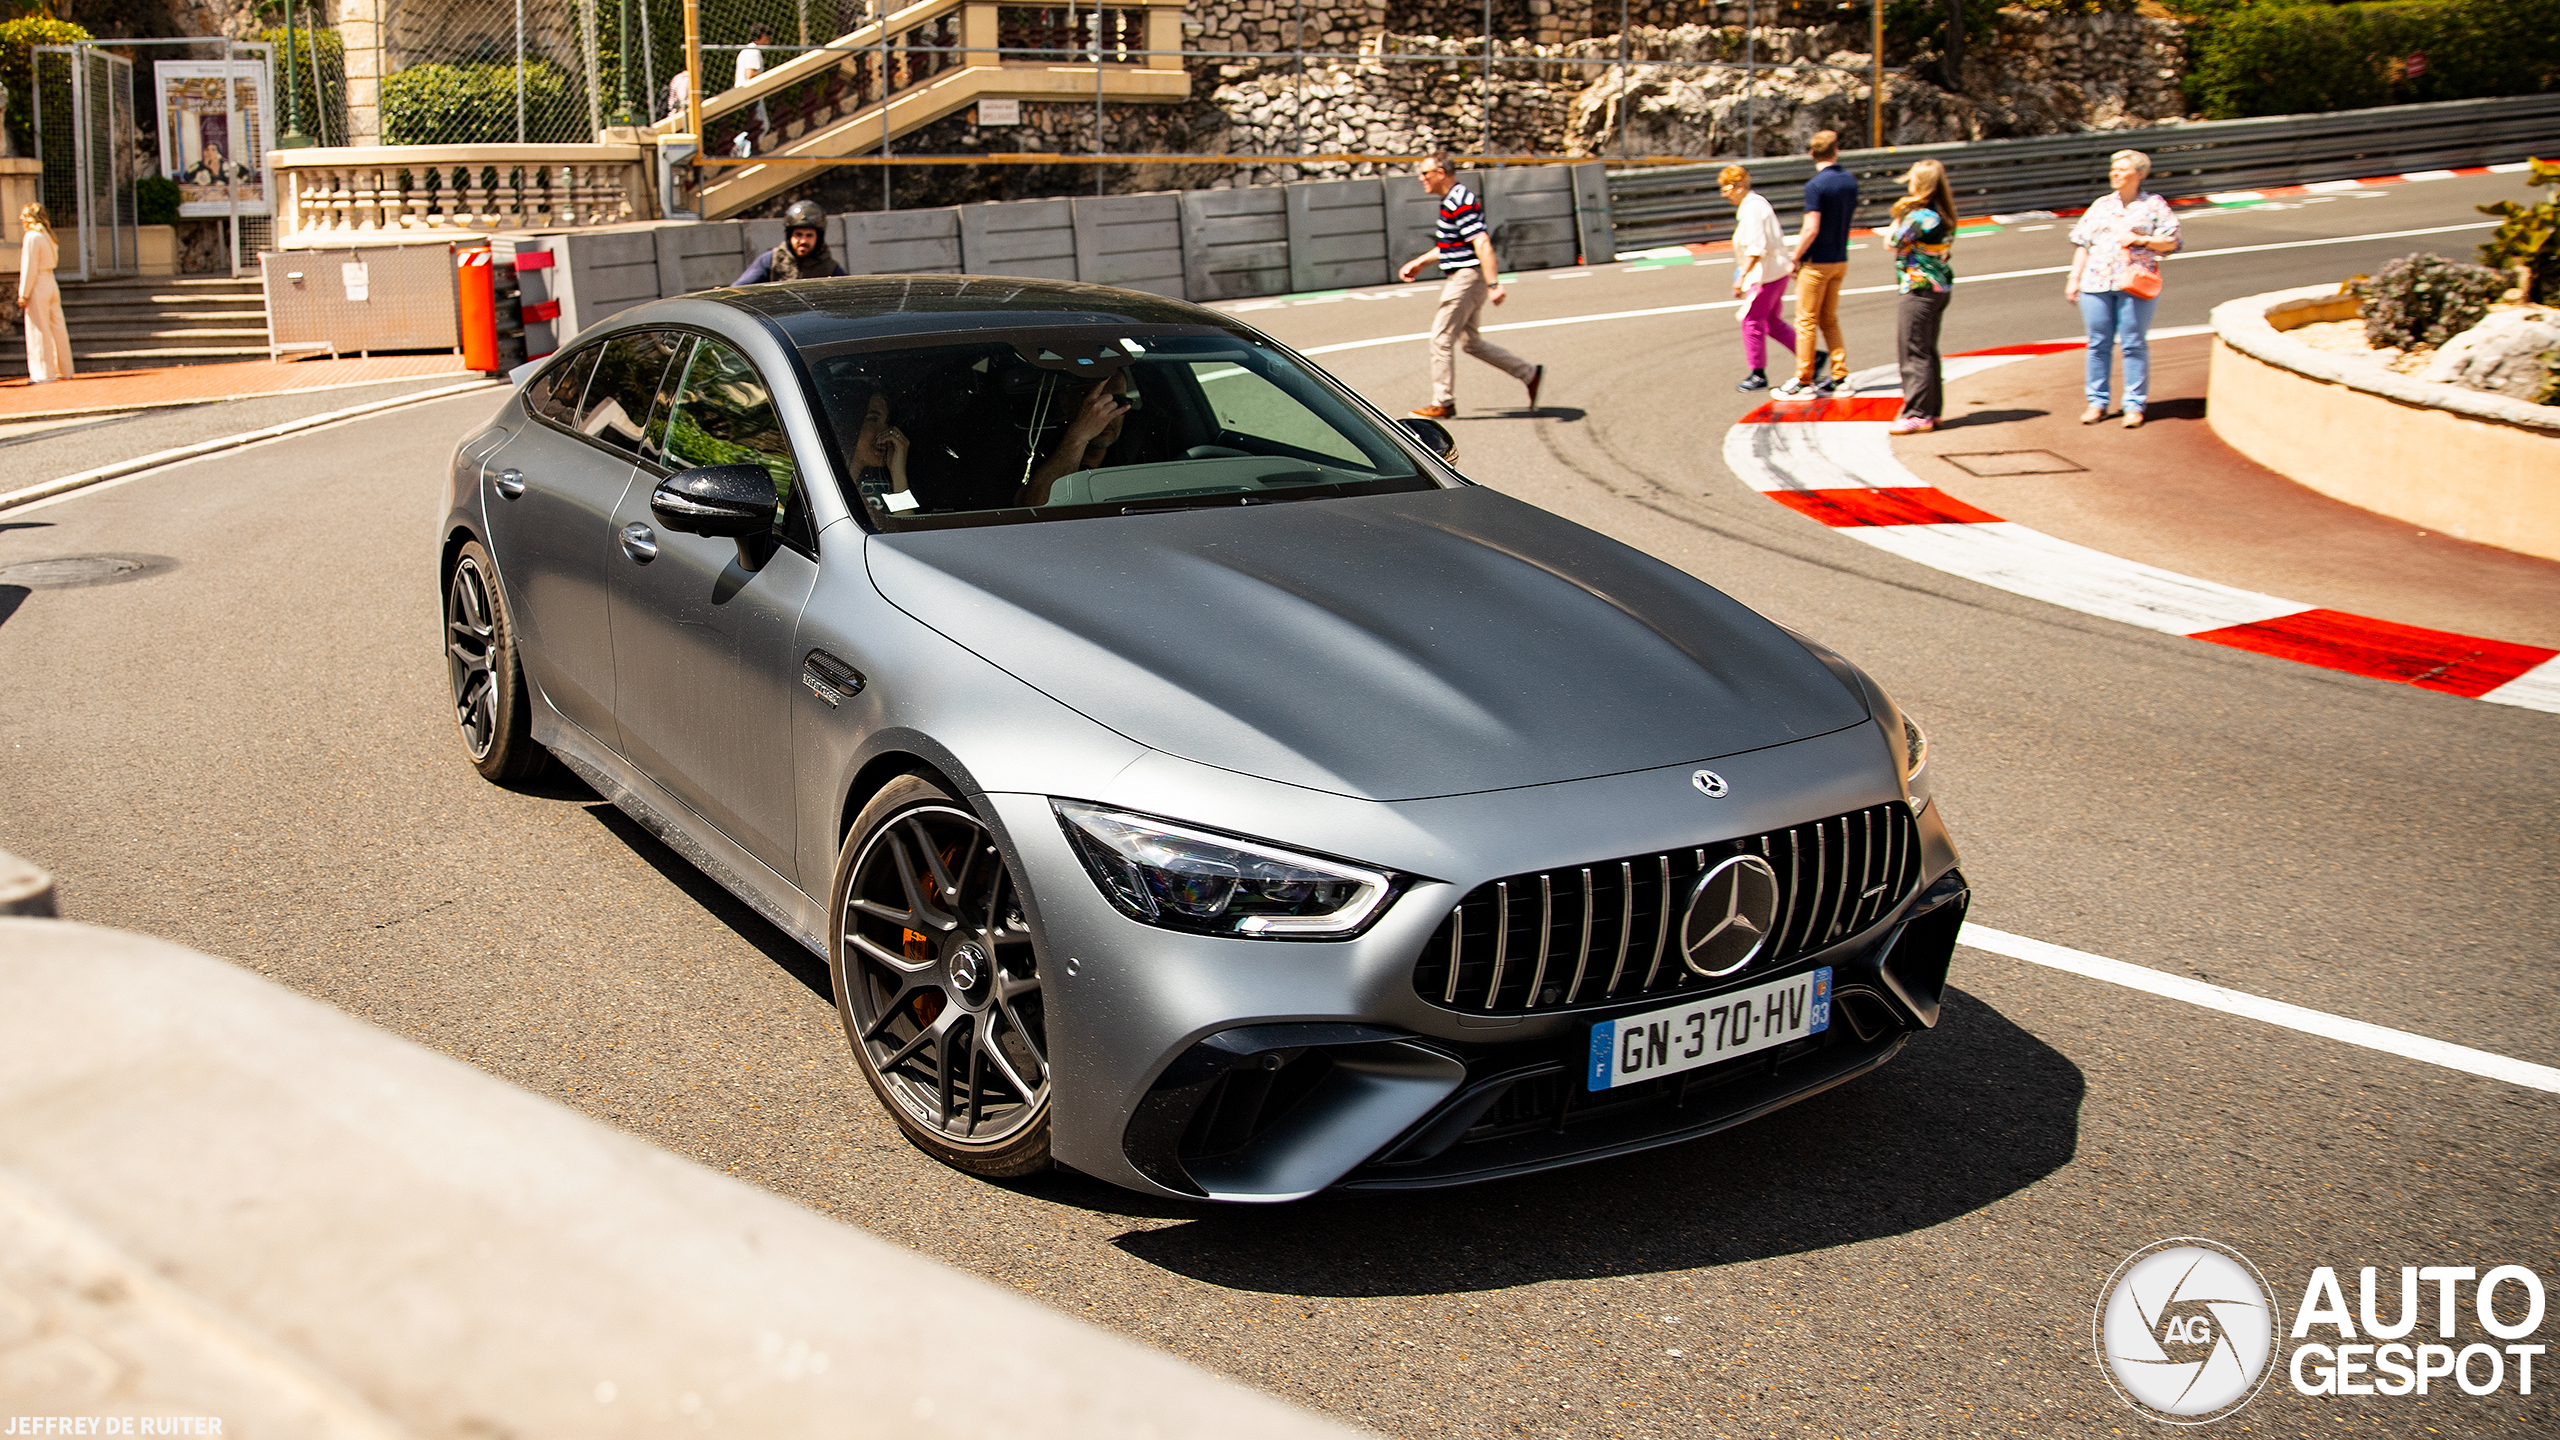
[2417,308,2560,401]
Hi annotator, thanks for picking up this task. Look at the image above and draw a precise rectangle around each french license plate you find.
[1586,967,1831,1091]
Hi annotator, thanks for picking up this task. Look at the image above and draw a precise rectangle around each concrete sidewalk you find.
[1892,333,2560,651]
[0,895,1365,1438]
[0,354,473,423]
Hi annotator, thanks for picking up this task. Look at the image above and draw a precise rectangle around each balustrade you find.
[273,146,651,243]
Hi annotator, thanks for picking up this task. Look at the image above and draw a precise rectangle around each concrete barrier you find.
[522,165,1618,347]
[0,912,1365,1438]
[959,197,1081,282]
[0,848,54,916]
[2208,286,2560,563]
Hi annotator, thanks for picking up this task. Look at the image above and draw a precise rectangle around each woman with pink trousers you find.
[1722,166,1794,392]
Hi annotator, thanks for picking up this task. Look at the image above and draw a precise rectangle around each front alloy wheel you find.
[830,776,1050,1176]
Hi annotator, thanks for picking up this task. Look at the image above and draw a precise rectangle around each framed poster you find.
[155,60,272,217]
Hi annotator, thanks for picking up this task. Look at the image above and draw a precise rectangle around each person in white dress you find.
[18,203,71,383]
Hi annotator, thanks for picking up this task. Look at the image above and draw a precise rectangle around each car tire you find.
[444,540,547,784]
[829,774,1051,1178]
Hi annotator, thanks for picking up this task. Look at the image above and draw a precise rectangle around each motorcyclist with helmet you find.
[735,199,842,284]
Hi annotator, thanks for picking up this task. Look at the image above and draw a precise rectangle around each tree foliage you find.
[0,15,88,154]
[2173,0,2560,119]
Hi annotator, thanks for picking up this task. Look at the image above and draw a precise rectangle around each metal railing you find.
[1606,91,2560,251]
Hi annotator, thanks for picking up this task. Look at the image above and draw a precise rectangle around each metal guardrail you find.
[1605,91,2560,251]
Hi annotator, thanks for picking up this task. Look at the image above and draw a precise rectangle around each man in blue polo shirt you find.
[1778,130,1858,397]
[1398,154,1544,418]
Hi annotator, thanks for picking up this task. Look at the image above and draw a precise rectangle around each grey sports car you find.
[440,275,1968,1202]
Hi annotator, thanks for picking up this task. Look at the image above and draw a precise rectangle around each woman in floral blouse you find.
[2066,149,2182,428]
[1885,159,1958,434]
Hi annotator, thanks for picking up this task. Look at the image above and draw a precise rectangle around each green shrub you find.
[136,173,181,225]
[382,60,581,145]
[2354,251,2510,350]
[0,16,88,154]
[2476,157,2560,307]
[258,25,348,146]
[2178,0,2560,120]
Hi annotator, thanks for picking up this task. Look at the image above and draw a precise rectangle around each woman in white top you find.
[18,203,71,384]
[2065,148,2181,428]
[1720,166,1795,392]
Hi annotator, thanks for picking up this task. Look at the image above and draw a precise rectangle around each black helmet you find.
[782,199,826,234]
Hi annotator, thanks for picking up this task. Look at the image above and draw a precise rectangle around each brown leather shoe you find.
[1409,403,1455,419]
[2123,407,2145,429]
[2080,404,2107,424]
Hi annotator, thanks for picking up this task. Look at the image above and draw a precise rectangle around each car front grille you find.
[1410,802,1921,1016]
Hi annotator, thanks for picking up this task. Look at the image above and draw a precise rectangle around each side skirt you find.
[537,711,829,958]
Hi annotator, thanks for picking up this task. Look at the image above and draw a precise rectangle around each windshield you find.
[802,327,1443,529]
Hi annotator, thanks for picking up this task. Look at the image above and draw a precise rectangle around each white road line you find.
[1291,223,2498,354]
[0,380,505,514]
[1959,924,2560,1094]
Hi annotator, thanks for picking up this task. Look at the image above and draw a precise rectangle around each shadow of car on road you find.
[576,796,837,1007]
[1088,988,2083,1294]
[542,775,2078,1273]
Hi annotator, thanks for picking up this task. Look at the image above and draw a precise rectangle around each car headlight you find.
[1054,802,1396,939]
[1901,712,1929,784]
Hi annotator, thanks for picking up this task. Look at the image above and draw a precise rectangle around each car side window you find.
[526,344,598,426]
[575,330,684,460]
[659,337,809,544]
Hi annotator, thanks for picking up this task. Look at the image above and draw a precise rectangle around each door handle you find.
[493,468,526,499]
[619,522,657,563]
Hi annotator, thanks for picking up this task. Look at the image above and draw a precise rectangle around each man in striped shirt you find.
[1399,154,1544,419]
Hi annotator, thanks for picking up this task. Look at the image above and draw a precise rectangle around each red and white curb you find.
[1720,339,2560,713]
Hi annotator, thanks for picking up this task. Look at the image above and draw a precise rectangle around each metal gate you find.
[32,45,137,282]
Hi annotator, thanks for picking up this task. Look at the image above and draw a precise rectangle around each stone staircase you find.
[2,276,269,377]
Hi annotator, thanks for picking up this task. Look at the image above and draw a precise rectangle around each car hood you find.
[865,487,1869,802]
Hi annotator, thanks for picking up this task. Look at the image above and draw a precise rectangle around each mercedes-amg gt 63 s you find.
[439,275,1969,1201]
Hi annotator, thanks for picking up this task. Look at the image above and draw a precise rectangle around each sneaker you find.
[1773,377,1816,397]
[1735,371,1770,392]
[1887,416,1935,434]
[1409,403,1455,419]
[1812,375,1841,396]
[1524,364,1544,410]
[2080,404,2107,424]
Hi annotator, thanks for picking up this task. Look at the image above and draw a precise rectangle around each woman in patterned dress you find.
[2065,149,2181,428]
[1886,159,1958,435]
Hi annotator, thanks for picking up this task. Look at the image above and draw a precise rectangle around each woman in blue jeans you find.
[2065,149,2181,428]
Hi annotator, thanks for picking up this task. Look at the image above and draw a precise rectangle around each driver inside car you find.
[1019,371,1136,506]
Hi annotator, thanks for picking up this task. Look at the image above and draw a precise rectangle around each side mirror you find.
[650,464,777,538]
[1397,416,1458,462]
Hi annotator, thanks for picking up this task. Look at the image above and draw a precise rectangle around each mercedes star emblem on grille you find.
[1680,855,1782,977]
[1691,769,1729,798]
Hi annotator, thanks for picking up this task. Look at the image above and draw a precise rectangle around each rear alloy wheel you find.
[445,541,545,783]
[829,776,1050,1176]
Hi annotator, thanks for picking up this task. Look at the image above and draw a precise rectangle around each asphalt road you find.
[2,170,2551,1438]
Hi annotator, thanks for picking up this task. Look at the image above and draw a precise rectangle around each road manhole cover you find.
[0,554,177,589]
[1937,450,2086,477]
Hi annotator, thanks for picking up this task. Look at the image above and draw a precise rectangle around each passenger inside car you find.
[1021,371,1136,506]
[806,332,1421,524]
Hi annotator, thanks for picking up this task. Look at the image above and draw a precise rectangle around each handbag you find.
[2122,230,2163,298]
